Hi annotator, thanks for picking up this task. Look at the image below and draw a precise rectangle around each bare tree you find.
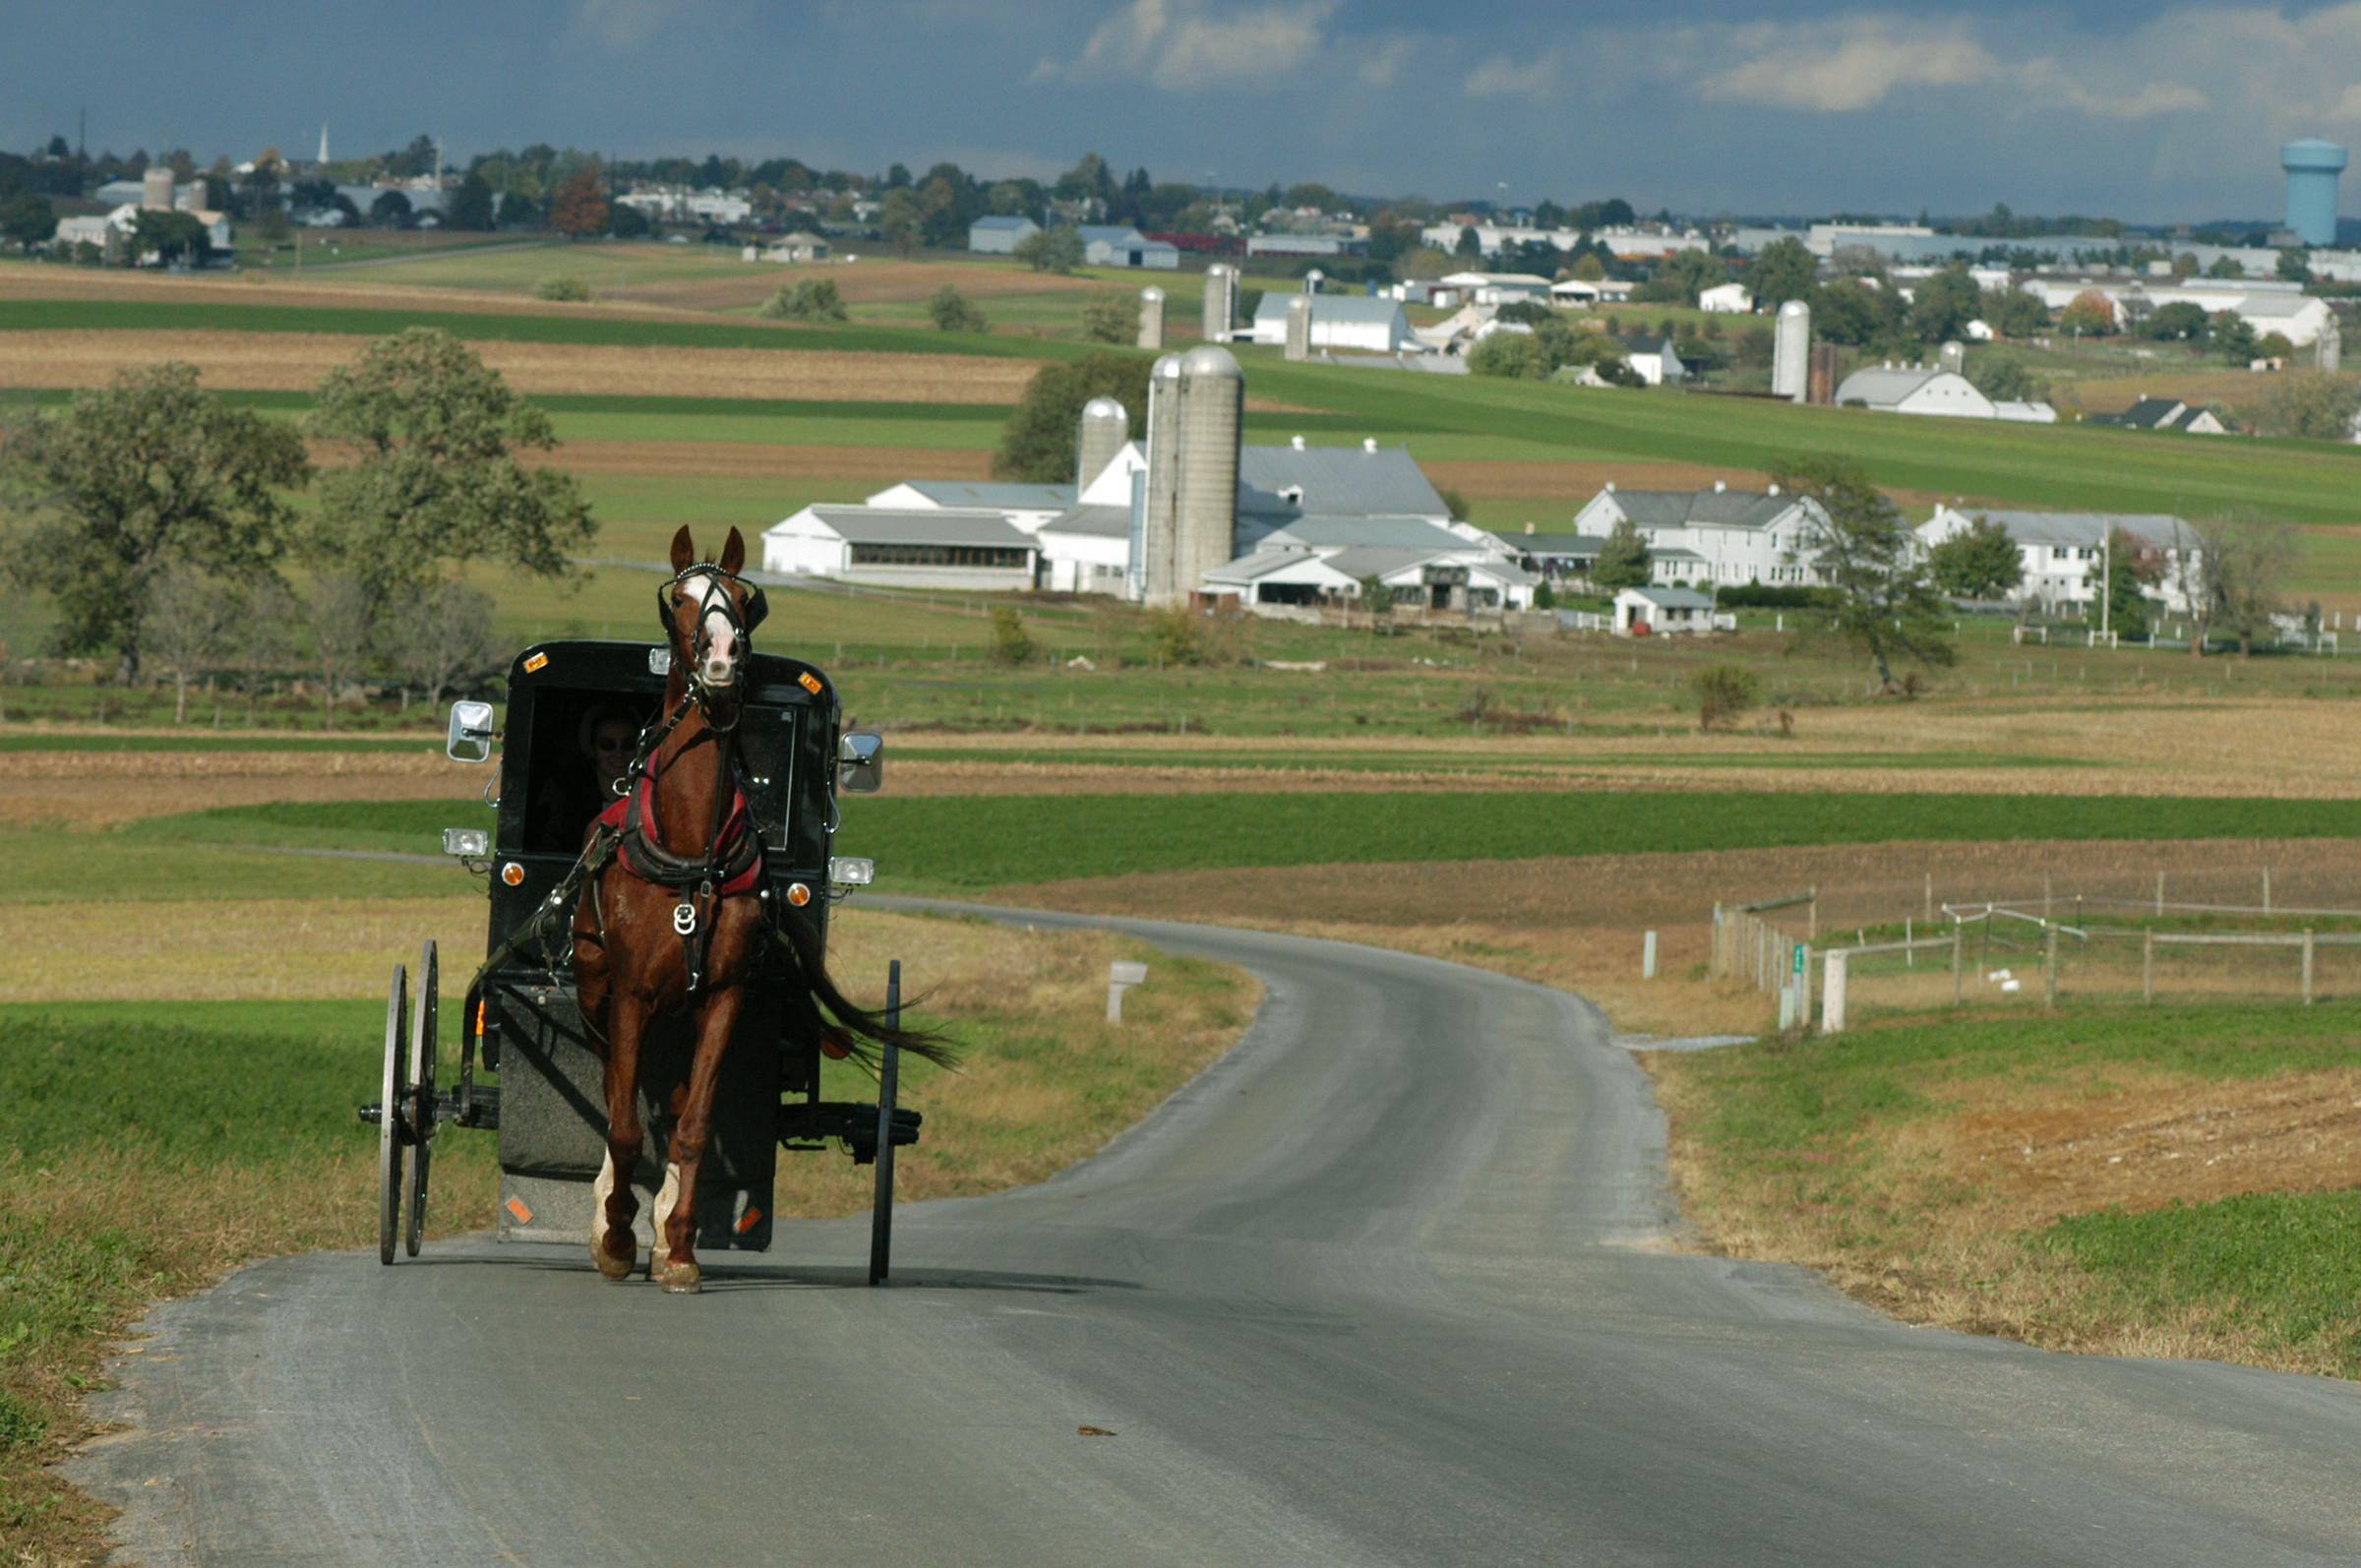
[143,559,232,723]
[387,578,500,721]
[224,576,297,725]
[2197,514,2303,656]
[308,571,375,730]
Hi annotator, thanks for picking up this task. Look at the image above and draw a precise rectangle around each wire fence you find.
[1713,881,2361,1030]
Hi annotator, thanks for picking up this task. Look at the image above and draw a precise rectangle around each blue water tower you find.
[2282,138,2347,247]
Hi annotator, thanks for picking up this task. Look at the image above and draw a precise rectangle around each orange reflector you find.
[799,672,822,694]
[504,1196,533,1224]
[474,998,487,1036]
[735,1207,763,1235]
[524,652,549,673]
[501,863,524,886]
[787,882,811,907]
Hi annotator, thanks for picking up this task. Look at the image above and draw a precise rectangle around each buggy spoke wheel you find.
[380,961,409,1266]
[405,941,438,1258]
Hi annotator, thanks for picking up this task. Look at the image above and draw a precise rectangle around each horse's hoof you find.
[656,1257,701,1295]
[591,1233,636,1282]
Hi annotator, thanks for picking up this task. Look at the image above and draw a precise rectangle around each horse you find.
[570,524,950,1293]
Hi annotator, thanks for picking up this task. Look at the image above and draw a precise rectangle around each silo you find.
[1938,339,1965,375]
[1772,299,1810,401]
[1076,395,1127,489]
[2319,312,2342,372]
[1141,354,1183,604]
[141,165,174,211]
[1284,293,1313,361]
[1137,286,1166,350]
[2282,139,2348,249]
[1202,264,1238,342]
[1172,346,1243,604]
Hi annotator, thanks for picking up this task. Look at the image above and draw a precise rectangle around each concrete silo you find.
[1202,264,1238,342]
[2282,139,2347,249]
[1140,354,1183,604]
[1138,286,1166,350]
[1284,294,1313,361]
[1772,299,1811,401]
[2318,312,2342,372]
[1171,346,1243,603]
[1076,395,1127,488]
[141,165,174,211]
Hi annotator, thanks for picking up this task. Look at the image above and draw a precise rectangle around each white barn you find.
[968,216,1039,254]
[1247,294,1416,353]
[760,507,1039,590]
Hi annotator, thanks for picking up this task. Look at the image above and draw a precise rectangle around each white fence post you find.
[1643,930,1658,980]
[1823,949,1848,1033]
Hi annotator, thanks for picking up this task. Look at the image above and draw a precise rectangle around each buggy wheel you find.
[379,961,410,1266]
[404,940,438,1257]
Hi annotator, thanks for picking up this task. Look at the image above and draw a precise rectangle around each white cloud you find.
[1358,36,1415,89]
[2016,59,2208,120]
[1464,51,1559,101]
[1695,18,1996,112]
[1042,0,1336,91]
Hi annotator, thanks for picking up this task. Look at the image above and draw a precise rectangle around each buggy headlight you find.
[443,828,491,858]
[828,856,875,887]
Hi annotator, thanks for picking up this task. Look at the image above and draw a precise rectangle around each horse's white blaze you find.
[649,1161,683,1259]
[684,570,741,687]
[590,1150,620,1248]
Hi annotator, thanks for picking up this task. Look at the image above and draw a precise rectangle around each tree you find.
[1964,352,2037,402]
[924,284,989,332]
[2192,514,2301,655]
[1591,516,1652,590]
[1358,574,1396,614]
[449,172,495,231]
[533,273,590,301]
[131,209,209,265]
[0,189,56,251]
[2258,371,2361,439]
[1467,329,1546,380]
[308,570,373,730]
[2210,311,2258,362]
[1745,237,1817,309]
[989,605,1033,666]
[2103,526,2156,636]
[548,167,609,239]
[2255,331,2295,361]
[1455,225,1482,258]
[2207,255,2247,279]
[390,577,499,720]
[0,363,308,674]
[142,558,232,722]
[1078,291,1140,344]
[879,188,923,258]
[1810,279,1881,344]
[1013,225,1084,273]
[1907,268,1982,343]
[992,352,1149,482]
[369,189,413,228]
[610,202,650,239]
[1771,454,1955,691]
[1691,664,1761,732]
[1982,288,2050,338]
[758,276,847,321]
[2058,291,2116,336]
[303,330,594,606]
[2276,248,2312,282]
[1656,248,1724,306]
[1926,515,2023,600]
[1565,251,1606,282]
[2144,301,2210,342]
[497,191,538,228]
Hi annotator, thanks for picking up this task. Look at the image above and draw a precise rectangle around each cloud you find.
[2016,59,2208,120]
[1463,51,1559,101]
[1040,0,1335,91]
[1695,18,1996,112]
[567,0,694,51]
[1358,36,1415,88]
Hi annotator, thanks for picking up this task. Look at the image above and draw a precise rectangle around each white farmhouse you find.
[1574,483,1831,588]
[1916,506,2205,614]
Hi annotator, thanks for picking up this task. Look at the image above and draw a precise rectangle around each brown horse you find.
[572,524,946,1293]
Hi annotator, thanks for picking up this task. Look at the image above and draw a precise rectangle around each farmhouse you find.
[1507,531,1611,580]
[1247,293,1416,352]
[759,507,1039,590]
[1575,483,1830,587]
[2087,397,2232,435]
[1917,506,2205,614]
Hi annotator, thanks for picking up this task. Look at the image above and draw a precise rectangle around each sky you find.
[7,0,2359,223]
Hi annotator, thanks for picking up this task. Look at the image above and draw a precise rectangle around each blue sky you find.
[8,1,2358,221]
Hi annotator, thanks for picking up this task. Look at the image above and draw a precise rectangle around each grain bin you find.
[1773,299,1810,401]
[1077,395,1127,489]
[1141,354,1183,604]
[1172,345,1243,603]
[1203,264,1238,342]
[1138,285,1166,349]
[1284,294,1312,361]
[1939,339,1965,375]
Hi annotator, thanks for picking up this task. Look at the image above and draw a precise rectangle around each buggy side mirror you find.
[447,700,497,764]
[837,731,883,794]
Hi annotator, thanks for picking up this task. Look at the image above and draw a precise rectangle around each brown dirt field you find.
[546,441,992,479]
[0,747,485,826]
[0,329,1040,402]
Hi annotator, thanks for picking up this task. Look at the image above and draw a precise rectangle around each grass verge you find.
[1643,1002,2361,1377]
[0,908,1255,1566]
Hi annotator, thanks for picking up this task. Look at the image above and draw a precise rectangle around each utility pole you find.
[2099,525,2111,637]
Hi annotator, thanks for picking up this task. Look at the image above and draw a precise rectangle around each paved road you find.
[72,908,2361,1566]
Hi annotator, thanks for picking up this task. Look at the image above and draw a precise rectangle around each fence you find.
[1715,884,2361,1031]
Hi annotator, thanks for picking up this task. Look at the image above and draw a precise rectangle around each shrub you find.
[1358,574,1396,613]
[925,284,990,332]
[989,605,1033,666]
[532,274,590,302]
[759,276,847,322]
[1078,292,1141,344]
[1691,664,1761,731]
[1534,581,1557,609]
[1467,329,1545,379]
[1714,584,1830,609]
[1147,606,1200,665]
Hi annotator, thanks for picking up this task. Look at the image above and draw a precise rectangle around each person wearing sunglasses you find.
[526,703,645,852]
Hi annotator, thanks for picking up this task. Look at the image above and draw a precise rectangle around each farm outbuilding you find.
[968,216,1039,254]
[1613,586,1718,635]
[761,506,1039,590]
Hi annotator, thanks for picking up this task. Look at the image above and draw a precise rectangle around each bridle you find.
[656,563,767,714]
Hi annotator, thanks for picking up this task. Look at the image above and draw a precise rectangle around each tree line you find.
[0,331,595,725]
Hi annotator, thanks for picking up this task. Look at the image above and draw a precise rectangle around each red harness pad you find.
[599,780,763,896]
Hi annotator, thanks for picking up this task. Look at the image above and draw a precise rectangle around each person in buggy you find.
[527,702,644,853]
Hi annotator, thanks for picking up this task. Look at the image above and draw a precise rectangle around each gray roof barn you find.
[889,480,1074,510]
[1238,444,1450,520]
[803,508,1035,548]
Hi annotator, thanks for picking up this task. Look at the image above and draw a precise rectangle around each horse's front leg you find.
[593,985,652,1282]
[651,972,747,1296]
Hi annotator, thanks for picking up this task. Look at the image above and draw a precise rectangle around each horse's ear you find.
[719,527,746,576]
[669,526,696,573]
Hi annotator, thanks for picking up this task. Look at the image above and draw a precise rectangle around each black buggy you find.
[360,639,915,1278]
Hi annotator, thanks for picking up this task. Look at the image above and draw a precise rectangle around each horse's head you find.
[661,526,766,695]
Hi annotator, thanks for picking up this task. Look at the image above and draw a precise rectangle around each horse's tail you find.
[770,908,960,1073]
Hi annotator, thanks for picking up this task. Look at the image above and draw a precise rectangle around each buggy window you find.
[523,688,658,854]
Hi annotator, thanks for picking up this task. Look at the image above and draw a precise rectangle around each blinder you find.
[655,566,766,641]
